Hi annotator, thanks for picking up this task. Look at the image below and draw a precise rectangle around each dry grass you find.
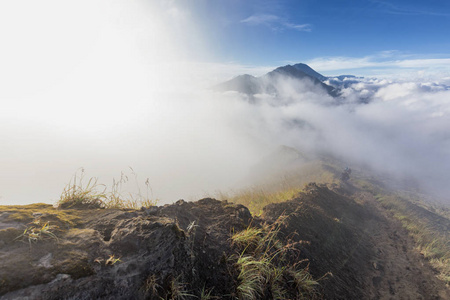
[15,219,58,247]
[218,186,304,216]
[57,168,158,210]
[375,194,450,286]
[57,168,107,209]
[0,203,83,229]
[231,216,320,299]
[215,161,341,215]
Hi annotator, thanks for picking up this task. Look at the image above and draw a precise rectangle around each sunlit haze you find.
[1,1,450,205]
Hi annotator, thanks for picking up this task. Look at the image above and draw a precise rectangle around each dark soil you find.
[261,183,449,299]
[0,184,448,299]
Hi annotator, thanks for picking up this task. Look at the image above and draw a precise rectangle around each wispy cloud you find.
[284,23,312,32]
[305,52,450,79]
[241,14,311,32]
[241,14,279,25]
[369,0,450,17]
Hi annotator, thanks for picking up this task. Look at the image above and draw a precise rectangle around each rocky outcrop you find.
[0,199,252,299]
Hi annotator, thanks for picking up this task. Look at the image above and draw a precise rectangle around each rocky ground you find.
[0,183,448,299]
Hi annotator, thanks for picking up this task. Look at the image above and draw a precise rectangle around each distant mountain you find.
[215,63,339,98]
[265,65,339,97]
[215,74,263,95]
[289,63,328,81]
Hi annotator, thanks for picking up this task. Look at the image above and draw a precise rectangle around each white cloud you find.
[241,14,280,25]
[241,13,311,32]
[306,52,450,80]
[284,23,312,32]
[369,0,450,17]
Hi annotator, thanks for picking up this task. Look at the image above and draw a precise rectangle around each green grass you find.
[199,286,216,300]
[235,255,272,299]
[232,227,265,253]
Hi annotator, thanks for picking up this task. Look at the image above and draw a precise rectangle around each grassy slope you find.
[216,160,341,215]
[225,157,450,287]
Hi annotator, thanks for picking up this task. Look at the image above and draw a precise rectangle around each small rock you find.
[37,253,53,268]
[49,274,71,285]
[144,206,159,216]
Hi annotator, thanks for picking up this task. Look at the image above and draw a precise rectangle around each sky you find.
[0,0,449,205]
[182,0,450,77]
[190,0,450,65]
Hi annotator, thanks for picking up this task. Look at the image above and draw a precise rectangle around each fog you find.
[1,1,449,205]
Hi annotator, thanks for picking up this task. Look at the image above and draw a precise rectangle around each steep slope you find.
[1,179,449,298]
[262,183,450,299]
[215,63,339,98]
[265,65,339,97]
[289,63,328,81]
[215,74,263,95]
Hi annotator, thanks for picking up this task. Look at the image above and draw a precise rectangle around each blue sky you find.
[173,0,450,76]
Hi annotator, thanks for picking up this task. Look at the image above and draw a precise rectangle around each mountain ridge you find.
[1,175,449,299]
[215,63,341,98]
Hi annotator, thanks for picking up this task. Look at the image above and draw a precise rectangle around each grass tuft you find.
[57,168,106,209]
[57,168,158,210]
[231,216,320,299]
[15,219,58,248]
[168,276,194,300]
[236,255,271,299]
[105,254,121,266]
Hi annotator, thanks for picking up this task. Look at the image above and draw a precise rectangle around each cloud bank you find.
[212,73,450,202]
[2,62,450,205]
[1,1,449,206]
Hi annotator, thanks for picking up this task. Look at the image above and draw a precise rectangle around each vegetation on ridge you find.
[57,167,158,210]
[1,158,449,298]
[376,194,450,285]
[352,177,450,287]
[216,160,341,215]
[230,216,322,299]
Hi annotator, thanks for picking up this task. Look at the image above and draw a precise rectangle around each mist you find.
[1,1,449,206]
[0,1,268,205]
[226,75,450,201]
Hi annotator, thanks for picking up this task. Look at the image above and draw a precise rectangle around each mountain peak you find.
[215,63,339,98]
[291,63,327,81]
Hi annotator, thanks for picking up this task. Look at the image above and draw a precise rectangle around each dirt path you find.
[357,192,450,300]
